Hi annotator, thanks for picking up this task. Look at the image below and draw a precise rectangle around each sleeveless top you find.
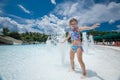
[69,28,81,40]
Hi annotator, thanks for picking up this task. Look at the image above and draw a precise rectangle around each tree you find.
[8,32,21,40]
[2,28,9,36]
[94,36,103,42]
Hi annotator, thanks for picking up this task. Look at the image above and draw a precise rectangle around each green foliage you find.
[8,32,21,40]
[1,28,120,43]
[2,28,9,36]
[94,36,103,42]
[1,28,49,43]
[88,30,120,42]
[20,32,49,43]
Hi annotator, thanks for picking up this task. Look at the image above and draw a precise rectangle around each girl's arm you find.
[61,34,70,43]
[79,23,100,31]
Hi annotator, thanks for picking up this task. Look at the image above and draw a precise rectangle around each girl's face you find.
[70,21,78,30]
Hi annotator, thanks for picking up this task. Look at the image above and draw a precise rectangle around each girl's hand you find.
[60,41,65,43]
[59,41,64,43]
[59,40,65,43]
[92,23,100,28]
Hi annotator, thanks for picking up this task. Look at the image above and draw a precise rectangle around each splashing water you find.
[46,26,69,66]
[82,32,89,54]
[82,32,95,54]
[88,35,94,45]
[46,24,95,65]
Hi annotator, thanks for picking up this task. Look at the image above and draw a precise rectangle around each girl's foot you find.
[68,69,75,72]
[71,69,75,72]
[80,74,86,79]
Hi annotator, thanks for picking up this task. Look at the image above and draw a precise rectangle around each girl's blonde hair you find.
[69,18,78,25]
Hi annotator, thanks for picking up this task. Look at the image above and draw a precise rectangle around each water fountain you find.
[88,35,94,45]
[82,32,89,54]
[46,26,69,66]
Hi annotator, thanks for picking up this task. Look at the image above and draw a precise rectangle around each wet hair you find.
[69,18,78,25]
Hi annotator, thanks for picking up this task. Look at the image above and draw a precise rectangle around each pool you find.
[0,44,120,80]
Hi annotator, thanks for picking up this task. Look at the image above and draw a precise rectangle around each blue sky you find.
[0,0,120,34]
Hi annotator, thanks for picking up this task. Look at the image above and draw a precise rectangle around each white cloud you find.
[0,14,68,34]
[117,25,120,28]
[53,1,120,25]
[1,1,120,34]
[35,14,68,34]
[18,4,31,14]
[109,19,115,24]
[69,3,78,15]
[116,25,120,32]
[0,16,40,33]
[0,10,3,14]
[51,0,56,5]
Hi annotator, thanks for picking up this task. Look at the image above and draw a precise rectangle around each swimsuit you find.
[69,28,80,40]
[69,28,83,53]
[71,45,83,53]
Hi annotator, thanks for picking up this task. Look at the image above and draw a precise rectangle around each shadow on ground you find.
[0,75,3,80]
[118,76,120,80]
[75,69,104,80]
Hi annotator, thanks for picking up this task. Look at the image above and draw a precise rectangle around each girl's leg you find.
[76,48,86,76]
[70,48,75,71]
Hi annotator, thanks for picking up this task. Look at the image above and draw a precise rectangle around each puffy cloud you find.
[53,1,120,25]
[51,0,56,5]
[109,19,115,24]
[117,25,120,28]
[0,14,68,34]
[69,3,78,15]
[116,25,120,32]
[35,14,68,34]
[0,16,40,33]
[1,1,120,34]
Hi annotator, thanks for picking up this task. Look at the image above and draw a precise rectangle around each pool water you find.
[0,44,120,80]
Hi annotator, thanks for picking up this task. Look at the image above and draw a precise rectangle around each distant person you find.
[61,18,100,79]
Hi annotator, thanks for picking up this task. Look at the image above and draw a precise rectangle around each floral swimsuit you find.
[69,28,83,53]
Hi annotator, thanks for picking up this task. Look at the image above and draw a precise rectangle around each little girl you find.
[62,18,100,79]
